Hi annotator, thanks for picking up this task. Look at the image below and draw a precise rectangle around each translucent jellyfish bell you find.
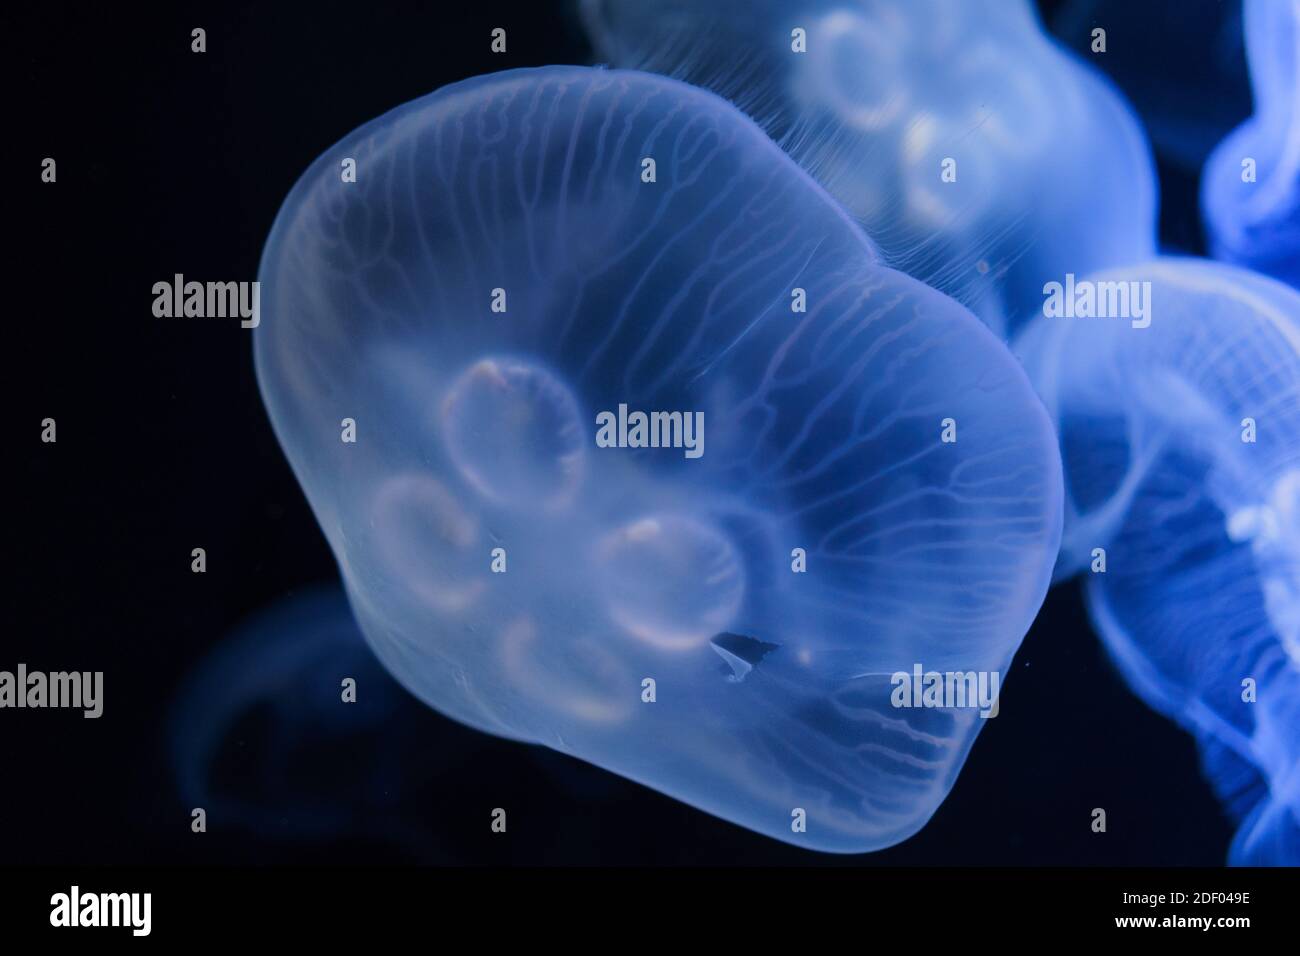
[256,66,1063,852]
[1014,258,1300,864]
[580,0,1157,336]
[1203,0,1300,288]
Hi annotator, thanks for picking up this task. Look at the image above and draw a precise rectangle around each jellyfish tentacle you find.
[1203,0,1300,288]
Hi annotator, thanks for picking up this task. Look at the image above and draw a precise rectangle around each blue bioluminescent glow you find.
[1203,0,1300,288]
[255,66,1063,852]
[580,0,1157,336]
[1014,257,1300,865]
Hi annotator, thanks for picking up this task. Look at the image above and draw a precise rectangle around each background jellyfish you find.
[579,0,1157,336]
[170,587,459,861]
[1202,0,1300,288]
[171,586,670,861]
[1014,258,1300,864]
[255,65,1063,852]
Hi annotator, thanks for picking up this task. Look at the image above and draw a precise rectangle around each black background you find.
[9,0,1244,865]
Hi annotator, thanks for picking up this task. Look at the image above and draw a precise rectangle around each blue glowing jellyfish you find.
[1203,0,1300,288]
[255,66,1063,852]
[1014,258,1300,865]
[580,0,1157,336]
[170,587,457,861]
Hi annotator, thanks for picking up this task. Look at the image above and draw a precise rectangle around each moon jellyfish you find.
[1203,0,1300,288]
[580,0,1157,336]
[170,588,457,861]
[255,66,1063,852]
[1014,258,1300,864]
